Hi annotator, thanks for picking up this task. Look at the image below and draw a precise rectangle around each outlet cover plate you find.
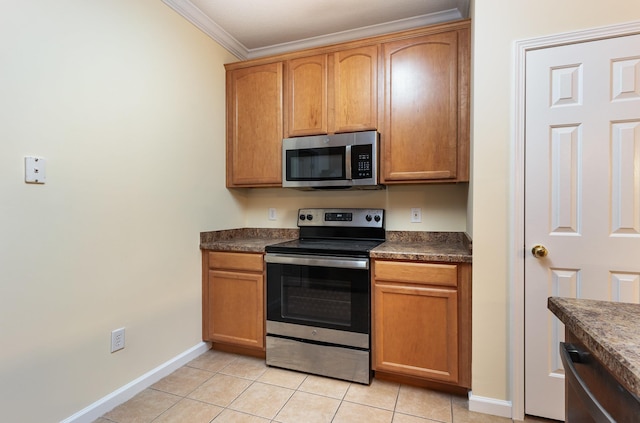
[411,208,422,223]
[111,327,125,353]
[25,156,46,184]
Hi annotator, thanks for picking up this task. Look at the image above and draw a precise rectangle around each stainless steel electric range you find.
[264,208,385,384]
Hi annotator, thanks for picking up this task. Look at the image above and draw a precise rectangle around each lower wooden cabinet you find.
[202,251,265,352]
[372,259,471,388]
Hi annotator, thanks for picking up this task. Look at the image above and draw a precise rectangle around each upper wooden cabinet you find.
[286,54,328,136]
[381,27,470,183]
[225,20,470,188]
[286,45,378,137]
[333,46,378,134]
[226,62,283,187]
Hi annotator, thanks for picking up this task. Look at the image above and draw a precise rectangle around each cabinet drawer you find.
[208,251,264,272]
[374,260,457,287]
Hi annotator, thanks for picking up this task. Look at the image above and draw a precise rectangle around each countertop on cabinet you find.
[200,228,298,253]
[370,231,472,263]
[548,296,640,398]
[200,229,472,263]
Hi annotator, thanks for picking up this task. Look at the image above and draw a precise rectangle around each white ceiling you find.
[162,0,469,60]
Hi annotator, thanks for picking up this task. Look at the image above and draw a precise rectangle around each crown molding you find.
[162,0,249,59]
[246,9,463,59]
[163,0,464,61]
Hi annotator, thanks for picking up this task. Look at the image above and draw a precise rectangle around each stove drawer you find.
[266,335,370,384]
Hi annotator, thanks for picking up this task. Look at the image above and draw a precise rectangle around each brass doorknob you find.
[531,245,549,258]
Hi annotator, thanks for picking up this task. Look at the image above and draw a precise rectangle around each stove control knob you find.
[299,214,305,221]
[365,214,372,222]
[374,215,381,222]
[306,214,313,221]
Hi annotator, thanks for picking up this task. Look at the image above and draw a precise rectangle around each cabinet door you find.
[331,45,378,133]
[206,269,264,349]
[381,31,460,182]
[227,62,283,187]
[287,54,328,136]
[373,282,459,383]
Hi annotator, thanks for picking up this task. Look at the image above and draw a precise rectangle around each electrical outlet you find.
[268,208,277,221]
[111,327,125,353]
[411,207,422,223]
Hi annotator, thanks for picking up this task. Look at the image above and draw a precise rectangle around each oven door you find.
[265,253,370,336]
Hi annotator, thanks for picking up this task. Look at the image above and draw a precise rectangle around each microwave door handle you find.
[345,145,352,180]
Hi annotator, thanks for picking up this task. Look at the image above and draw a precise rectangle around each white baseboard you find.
[468,391,513,419]
[61,341,211,423]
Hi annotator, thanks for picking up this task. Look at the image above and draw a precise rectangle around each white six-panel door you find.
[524,34,640,420]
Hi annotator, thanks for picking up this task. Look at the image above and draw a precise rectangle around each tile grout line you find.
[147,366,218,422]
[104,351,507,423]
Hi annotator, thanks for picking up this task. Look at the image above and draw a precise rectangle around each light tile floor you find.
[96,349,555,423]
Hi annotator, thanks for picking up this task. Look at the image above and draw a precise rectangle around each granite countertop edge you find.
[369,230,472,263]
[199,228,299,253]
[548,296,640,398]
[199,228,472,262]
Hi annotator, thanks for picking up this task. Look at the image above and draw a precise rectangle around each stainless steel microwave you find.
[282,131,382,190]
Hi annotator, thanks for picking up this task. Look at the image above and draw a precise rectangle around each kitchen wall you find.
[0,1,240,421]
[243,185,469,231]
[472,0,640,413]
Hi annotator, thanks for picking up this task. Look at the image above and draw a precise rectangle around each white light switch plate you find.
[25,156,46,184]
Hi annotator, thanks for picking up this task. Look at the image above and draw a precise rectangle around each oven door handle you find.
[265,253,369,269]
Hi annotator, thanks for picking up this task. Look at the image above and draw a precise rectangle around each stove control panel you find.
[298,208,384,228]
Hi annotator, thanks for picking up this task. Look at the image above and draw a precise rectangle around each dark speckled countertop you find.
[370,231,472,263]
[200,228,298,253]
[548,297,640,398]
[200,228,472,263]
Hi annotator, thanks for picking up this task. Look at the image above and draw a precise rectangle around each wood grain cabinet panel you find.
[286,46,378,137]
[381,27,470,183]
[374,282,459,382]
[374,260,458,287]
[372,259,471,388]
[226,62,283,187]
[332,45,378,133]
[287,54,328,136]
[202,251,265,351]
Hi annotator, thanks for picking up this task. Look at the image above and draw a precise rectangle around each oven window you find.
[286,147,345,181]
[282,277,351,326]
[266,262,370,334]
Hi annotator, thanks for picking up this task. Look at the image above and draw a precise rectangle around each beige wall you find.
[243,185,469,231]
[0,1,240,421]
[471,0,640,404]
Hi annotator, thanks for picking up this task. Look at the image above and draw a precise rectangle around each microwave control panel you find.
[351,144,373,179]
